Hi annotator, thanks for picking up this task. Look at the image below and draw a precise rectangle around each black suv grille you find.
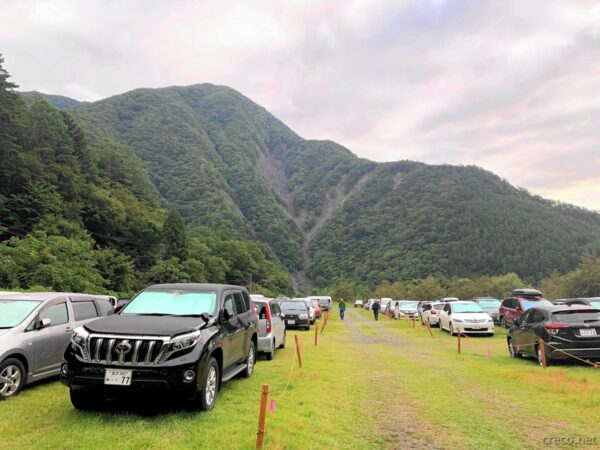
[87,336,168,365]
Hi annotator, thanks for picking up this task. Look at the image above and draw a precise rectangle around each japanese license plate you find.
[104,369,132,386]
[287,320,295,325]
[580,328,597,337]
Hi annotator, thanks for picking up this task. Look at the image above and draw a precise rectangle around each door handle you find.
[65,327,72,333]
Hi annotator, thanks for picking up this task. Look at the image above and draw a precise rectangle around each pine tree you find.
[163,209,188,260]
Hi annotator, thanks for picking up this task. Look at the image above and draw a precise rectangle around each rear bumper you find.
[257,335,274,353]
[547,345,600,360]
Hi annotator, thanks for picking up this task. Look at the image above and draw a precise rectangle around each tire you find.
[440,321,445,332]
[191,356,219,411]
[536,344,549,367]
[242,341,256,378]
[70,389,100,410]
[508,339,520,358]
[265,340,275,361]
[0,358,26,400]
[499,316,506,328]
[280,331,286,349]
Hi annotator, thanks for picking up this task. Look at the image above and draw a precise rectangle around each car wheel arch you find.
[1,353,29,382]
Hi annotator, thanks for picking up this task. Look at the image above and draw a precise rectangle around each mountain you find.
[56,84,600,290]
[1,59,292,295]
[18,91,81,109]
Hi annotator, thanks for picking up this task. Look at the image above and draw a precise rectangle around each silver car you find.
[0,292,114,400]
[251,298,286,360]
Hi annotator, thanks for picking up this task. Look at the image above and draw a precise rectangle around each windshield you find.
[452,303,484,314]
[122,290,217,316]
[552,310,600,324]
[522,299,552,310]
[0,300,41,328]
[588,300,600,308]
[400,302,418,308]
[477,300,501,308]
[280,301,308,312]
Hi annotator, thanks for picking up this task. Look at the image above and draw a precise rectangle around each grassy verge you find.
[1,310,599,449]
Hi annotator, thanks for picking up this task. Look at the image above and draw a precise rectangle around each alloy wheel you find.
[205,365,217,407]
[0,365,22,398]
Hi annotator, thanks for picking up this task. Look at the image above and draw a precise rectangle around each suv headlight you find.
[169,331,202,352]
[71,327,89,358]
[299,314,308,320]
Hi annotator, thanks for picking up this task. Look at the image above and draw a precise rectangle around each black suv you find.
[61,283,258,411]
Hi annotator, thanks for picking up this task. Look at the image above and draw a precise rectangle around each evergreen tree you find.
[163,209,188,260]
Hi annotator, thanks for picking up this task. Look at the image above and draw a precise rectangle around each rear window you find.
[552,310,600,324]
[73,301,98,320]
[253,302,267,319]
[522,299,552,310]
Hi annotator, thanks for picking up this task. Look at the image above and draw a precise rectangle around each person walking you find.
[339,298,346,320]
[372,299,381,321]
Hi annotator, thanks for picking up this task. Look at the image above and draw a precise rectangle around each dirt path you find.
[344,308,443,449]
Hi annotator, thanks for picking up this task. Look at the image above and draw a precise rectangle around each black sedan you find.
[507,305,600,366]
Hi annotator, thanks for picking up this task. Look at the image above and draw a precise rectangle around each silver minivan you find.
[251,298,286,360]
[0,292,114,400]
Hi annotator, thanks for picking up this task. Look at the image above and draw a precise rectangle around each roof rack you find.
[512,288,542,296]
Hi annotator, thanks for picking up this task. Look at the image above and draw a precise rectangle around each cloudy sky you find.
[2,0,599,210]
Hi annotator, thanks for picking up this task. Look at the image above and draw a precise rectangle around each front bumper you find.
[61,349,199,399]
[284,318,310,328]
[454,323,495,334]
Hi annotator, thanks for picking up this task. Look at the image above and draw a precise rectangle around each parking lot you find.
[2,308,599,449]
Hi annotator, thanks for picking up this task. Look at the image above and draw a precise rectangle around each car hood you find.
[0,329,9,337]
[84,314,204,337]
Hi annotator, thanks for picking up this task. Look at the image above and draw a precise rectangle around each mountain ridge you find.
[27,84,600,290]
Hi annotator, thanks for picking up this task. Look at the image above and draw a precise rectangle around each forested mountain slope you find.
[0,58,292,295]
[62,84,600,289]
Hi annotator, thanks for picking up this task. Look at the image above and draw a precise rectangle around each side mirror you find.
[223,307,234,320]
[39,318,52,329]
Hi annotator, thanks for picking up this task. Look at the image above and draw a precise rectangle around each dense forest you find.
[6,52,600,296]
[0,56,291,296]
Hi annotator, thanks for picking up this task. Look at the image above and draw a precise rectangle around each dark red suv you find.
[499,289,552,328]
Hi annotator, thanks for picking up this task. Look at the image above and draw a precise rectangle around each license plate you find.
[580,329,597,337]
[287,320,295,325]
[104,369,132,386]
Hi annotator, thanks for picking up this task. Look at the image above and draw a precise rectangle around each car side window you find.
[40,303,69,326]
[73,301,98,321]
[223,295,236,317]
[271,303,280,315]
[241,291,251,311]
[521,311,532,323]
[533,311,545,323]
[233,293,247,315]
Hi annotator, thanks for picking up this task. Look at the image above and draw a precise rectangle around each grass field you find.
[1,309,599,449]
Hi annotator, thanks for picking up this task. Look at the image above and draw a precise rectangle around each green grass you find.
[2,311,599,449]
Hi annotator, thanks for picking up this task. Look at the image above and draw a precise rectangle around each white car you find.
[420,302,444,326]
[354,299,364,308]
[439,301,495,336]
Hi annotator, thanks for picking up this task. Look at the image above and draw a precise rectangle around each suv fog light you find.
[183,370,196,382]
[61,363,69,376]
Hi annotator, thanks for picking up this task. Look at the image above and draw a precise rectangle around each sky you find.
[1,0,599,210]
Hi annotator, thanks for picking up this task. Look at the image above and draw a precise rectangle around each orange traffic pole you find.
[256,384,269,449]
[457,330,461,354]
[425,320,433,337]
[320,311,329,334]
[314,321,318,346]
[294,335,303,368]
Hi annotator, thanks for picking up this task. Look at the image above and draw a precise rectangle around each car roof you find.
[145,283,246,295]
[0,292,105,302]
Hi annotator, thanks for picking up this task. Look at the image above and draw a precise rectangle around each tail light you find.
[544,323,569,335]
[265,305,272,334]
[430,310,437,315]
